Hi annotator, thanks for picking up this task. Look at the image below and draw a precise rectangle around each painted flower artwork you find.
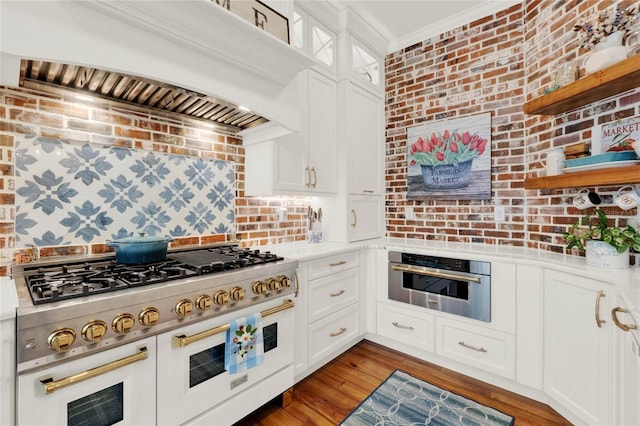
[407,113,491,200]
[409,130,488,167]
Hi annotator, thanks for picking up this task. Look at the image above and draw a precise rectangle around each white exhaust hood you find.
[0,0,314,132]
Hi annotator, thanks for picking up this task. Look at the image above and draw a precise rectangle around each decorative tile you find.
[15,136,235,246]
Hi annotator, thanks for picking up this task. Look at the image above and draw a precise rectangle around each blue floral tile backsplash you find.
[15,136,235,247]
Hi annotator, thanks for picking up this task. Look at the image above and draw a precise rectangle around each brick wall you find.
[0,86,310,271]
[385,0,640,260]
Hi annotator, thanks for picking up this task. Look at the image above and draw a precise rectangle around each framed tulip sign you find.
[407,112,492,200]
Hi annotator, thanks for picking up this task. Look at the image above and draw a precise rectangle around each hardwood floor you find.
[235,340,572,425]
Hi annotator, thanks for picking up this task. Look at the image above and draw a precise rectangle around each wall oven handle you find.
[42,347,148,395]
[173,299,295,347]
[391,264,482,283]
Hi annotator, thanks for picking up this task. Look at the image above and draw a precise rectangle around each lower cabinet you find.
[544,269,614,426]
[377,302,435,352]
[435,318,515,379]
[294,250,362,382]
[612,295,640,426]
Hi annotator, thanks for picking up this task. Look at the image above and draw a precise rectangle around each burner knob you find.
[112,314,135,334]
[139,307,160,326]
[213,290,229,305]
[252,281,267,295]
[175,299,193,317]
[230,286,245,301]
[195,295,212,311]
[266,278,279,291]
[47,328,76,352]
[81,321,108,342]
[277,275,291,288]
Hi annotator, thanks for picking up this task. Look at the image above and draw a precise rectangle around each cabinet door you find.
[306,70,338,194]
[544,270,614,425]
[272,132,309,193]
[345,82,383,195]
[348,194,383,241]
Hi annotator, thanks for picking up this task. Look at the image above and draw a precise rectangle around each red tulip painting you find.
[407,113,491,200]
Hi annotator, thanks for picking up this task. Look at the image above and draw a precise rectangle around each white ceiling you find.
[343,0,522,53]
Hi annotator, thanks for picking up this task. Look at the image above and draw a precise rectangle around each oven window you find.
[263,322,277,353]
[190,343,226,388]
[188,322,280,388]
[67,382,123,426]
[403,272,469,300]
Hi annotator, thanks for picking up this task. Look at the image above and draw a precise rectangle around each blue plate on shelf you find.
[564,151,638,168]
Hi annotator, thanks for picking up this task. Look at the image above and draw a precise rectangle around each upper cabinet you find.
[290,4,337,74]
[243,69,338,196]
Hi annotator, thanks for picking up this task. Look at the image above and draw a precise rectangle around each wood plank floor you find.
[235,340,572,425]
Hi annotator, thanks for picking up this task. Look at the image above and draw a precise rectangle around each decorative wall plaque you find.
[213,0,290,44]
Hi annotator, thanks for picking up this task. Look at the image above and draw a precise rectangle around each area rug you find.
[341,370,515,426]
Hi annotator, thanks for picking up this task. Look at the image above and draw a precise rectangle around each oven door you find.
[157,296,295,426]
[17,336,156,426]
[389,261,491,322]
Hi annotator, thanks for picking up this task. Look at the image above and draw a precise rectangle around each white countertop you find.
[256,237,640,329]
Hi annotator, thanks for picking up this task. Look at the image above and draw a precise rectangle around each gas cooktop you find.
[19,245,283,305]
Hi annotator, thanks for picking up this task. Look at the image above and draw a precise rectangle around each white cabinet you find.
[294,250,362,382]
[544,269,614,426]
[612,296,640,426]
[244,69,338,196]
[377,302,435,352]
[345,82,383,195]
[435,317,516,379]
[317,80,384,242]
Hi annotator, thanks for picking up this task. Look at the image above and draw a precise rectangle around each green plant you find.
[564,209,640,254]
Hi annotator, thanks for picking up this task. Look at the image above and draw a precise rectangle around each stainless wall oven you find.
[388,251,491,322]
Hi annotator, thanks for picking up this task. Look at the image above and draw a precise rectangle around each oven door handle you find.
[390,264,482,284]
[173,299,295,347]
[42,347,148,395]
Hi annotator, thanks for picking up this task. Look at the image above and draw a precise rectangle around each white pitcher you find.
[543,148,565,176]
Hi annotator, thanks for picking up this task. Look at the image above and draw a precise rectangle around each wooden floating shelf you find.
[524,165,640,189]
[524,54,640,115]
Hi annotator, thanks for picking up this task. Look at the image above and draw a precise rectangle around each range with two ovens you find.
[14,244,297,425]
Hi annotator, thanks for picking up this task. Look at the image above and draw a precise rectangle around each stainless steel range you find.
[14,244,298,425]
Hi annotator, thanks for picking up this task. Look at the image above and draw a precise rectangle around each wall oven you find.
[388,251,491,322]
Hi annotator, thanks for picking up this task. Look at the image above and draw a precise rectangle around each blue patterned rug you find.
[341,370,515,426]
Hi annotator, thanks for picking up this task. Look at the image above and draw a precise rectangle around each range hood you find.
[0,0,315,133]
[19,59,268,133]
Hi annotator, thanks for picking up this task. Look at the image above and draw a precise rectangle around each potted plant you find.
[564,209,640,268]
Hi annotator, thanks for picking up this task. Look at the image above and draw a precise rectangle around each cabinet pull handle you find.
[42,347,148,394]
[305,167,311,188]
[329,261,346,267]
[611,307,638,332]
[595,290,606,328]
[330,289,345,297]
[363,190,374,193]
[310,167,317,188]
[351,209,357,228]
[458,341,487,352]
[294,271,300,298]
[392,322,414,330]
[330,327,347,337]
